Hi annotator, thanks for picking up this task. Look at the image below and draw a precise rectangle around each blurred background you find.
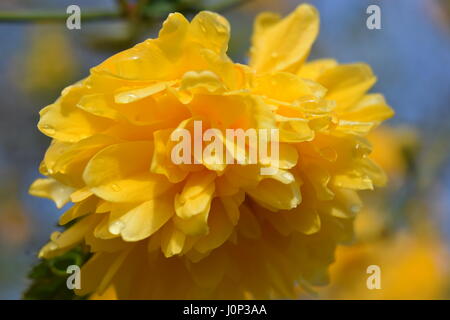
[0,0,449,299]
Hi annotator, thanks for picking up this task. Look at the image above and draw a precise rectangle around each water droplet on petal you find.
[50,231,61,241]
[109,220,125,235]
[41,124,56,135]
[126,94,138,103]
[350,204,361,214]
[111,184,121,192]
[48,241,59,251]
[280,171,294,183]
[215,24,227,35]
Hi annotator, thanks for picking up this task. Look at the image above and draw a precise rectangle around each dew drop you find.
[215,25,227,35]
[41,124,56,135]
[111,183,121,192]
[50,231,61,241]
[48,241,59,251]
[281,171,294,183]
[118,93,138,104]
[350,204,361,214]
[109,220,125,235]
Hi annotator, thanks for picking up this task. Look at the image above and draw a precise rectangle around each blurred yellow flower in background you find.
[319,224,449,300]
[368,126,417,182]
[298,126,450,300]
[15,25,77,97]
[30,4,393,299]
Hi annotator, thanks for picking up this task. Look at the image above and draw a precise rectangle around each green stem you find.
[208,0,250,12]
[0,10,121,23]
[0,0,251,23]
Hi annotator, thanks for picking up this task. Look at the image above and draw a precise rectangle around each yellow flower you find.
[318,229,450,300]
[30,4,393,299]
[368,126,418,180]
[18,25,76,95]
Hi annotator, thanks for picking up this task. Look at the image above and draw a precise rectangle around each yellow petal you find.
[189,11,230,55]
[277,144,299,169]
[252,72,322,102]
[70,187,94,202]
[237,204,261,239]
[336,119,376,135]
[187,249,227,288]
[108,194,175,242]
[215,174,240,197]
[319,188,361,218]
[220,192,244,226]
[151,129,189,183]
[249,4,319,73]
[29,178,74,208]
[77,93,120,120]
[94,215,117,240]
[76,249,131,296]
[89,285,118,300]
[282,206,321,235]
[93,40,172,81]
[173,209,210,236]
[362,158,387,187]
[246,178,301,211]
[160,222,186,257]
[194,200,233,253]
[39,214,100,259]
[297,59,338,81]
[59,196,97,225]
[49,135,119,179]
[83,141,172,203]
[317,63,376,110]
[304,163,335,201]
[177,70,226,103]
[85,233,129,253]
[342,93,394,122]
[115,81,177,104]
[157,12,190,59]
[332,171,374,190]
[277,117,314,143]
[175,171,216,219]
[38,84,113,143]
[174,182,215,219]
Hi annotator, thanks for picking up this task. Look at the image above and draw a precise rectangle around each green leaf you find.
[23,245,91,300]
